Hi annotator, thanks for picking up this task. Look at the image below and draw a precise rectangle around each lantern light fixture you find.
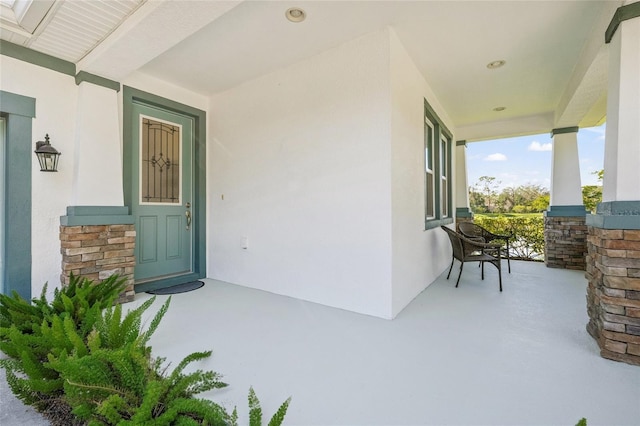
[34,134,61,172]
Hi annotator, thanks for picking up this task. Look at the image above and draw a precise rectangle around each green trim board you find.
[75,72,121,92]
[0,40,75,76]
[544,205,587,217]
[60,206,134,226]
[597,201,640,216]
[0,91,35,299]
[424,98,452,139]
[425,217,454,230]
[455,207,474,218]
[0,90,36,117]
[0,41,120,92]
[122,86,207,292]
[456,140,467,146]
[551,126,579,137]
[66,206,129,216]
[586,201,640,230]
[587,214,640,230]
[606,2,640,44]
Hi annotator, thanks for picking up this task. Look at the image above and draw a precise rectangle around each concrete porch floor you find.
[2,260,639,425]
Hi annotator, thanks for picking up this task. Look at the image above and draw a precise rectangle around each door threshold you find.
[134,271,200,293]
[135,271,191,285]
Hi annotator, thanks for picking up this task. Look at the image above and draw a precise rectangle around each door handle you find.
[185,210,191,230]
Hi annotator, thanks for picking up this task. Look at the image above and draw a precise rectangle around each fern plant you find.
[49,344,231,425]
[47,297,290,425]
[1,274,291,425]
[245,387,291,426]
[0,274,126,412]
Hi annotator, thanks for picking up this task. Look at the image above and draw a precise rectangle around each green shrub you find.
[0,274,126,413]
[474,214,545,261]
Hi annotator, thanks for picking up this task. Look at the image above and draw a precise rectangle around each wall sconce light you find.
[34,134,61,172]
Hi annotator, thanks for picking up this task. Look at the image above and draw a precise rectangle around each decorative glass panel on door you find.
[140,117,181,204]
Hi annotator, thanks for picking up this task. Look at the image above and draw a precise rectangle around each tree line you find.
[470,171,603,214]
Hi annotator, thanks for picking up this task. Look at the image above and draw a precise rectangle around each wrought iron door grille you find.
[141,118,180,203]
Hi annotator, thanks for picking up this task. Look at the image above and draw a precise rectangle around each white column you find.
[71,82,124,206]
[454,140,472,217]
[550,128,583,207]
[603,2,640,202]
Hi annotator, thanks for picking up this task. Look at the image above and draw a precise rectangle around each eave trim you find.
[0,40,75,76]
[551,126,579,137]
[606,2,640,44]
[75,71,121,92]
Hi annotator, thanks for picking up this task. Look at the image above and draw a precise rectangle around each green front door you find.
[131,103,193,282]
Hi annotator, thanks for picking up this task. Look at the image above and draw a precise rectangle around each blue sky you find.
[466,123,605,190]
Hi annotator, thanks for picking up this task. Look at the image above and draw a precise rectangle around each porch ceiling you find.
[1,0,622,141]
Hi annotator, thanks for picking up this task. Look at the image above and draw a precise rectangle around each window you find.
[441,135,450,218]
[425,117,435,220]
[424,99,453,229]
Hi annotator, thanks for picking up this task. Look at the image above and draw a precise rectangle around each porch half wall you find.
[209,28,452,319]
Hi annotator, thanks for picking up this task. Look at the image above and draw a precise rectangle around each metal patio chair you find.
[458,221,513,273]
[440,226,503,291]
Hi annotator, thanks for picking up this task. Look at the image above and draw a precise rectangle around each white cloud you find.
[484,153,507,161]
[584,126,606,140]
[528,141,552,152]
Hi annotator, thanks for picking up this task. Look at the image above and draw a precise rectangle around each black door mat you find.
[146,281,204,295]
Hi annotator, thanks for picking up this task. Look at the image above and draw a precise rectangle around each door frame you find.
[0,90,35,300]
[123,86,206,292]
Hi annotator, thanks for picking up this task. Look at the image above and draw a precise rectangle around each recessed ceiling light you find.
[285,7,306,22]
[487,60,506,69]
[493,106,506,112]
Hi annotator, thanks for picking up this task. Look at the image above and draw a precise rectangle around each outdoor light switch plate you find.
[241,237,248,249]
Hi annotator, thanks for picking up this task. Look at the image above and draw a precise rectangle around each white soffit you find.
[26,0,145,63]
[77,0,243,81]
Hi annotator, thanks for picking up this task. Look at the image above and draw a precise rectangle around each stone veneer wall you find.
[586,227,640,366]
[544,216,587,270]
[60,224,136,304]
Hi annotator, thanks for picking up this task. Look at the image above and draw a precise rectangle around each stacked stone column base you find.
[60,224,136,304]
[586,227,640,366]
[544,216,587,270]
[60,206,136,304]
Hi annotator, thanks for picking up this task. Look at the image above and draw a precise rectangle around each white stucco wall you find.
[1,29,455,319]
[0,56,78,298]
[209,29,393,318]
[73,82,123,206]
[389,29,454,317]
